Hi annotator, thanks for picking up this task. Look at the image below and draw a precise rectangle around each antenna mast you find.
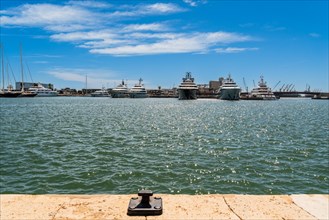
[20,44,24,92]
[1,44,4,91]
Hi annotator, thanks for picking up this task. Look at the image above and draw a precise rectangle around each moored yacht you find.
[129,78,148,98]
[111,80,129,98]
[0,88,22,98]
[218,74,241,100]
[91,87,110,97]
[177,72,198,100]
[246,75,277,100]
[0,45,22,98]
[28,83,58,97]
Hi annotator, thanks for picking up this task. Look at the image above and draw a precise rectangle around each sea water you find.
[0,97,328,194]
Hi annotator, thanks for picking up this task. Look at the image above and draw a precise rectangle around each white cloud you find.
[89,32,252,56]
[128,32,180,39]
[106,3,185,18]
[45,24,89,32]
[50,30,118,42]
[1,1,257,57]
[183,0,207,7]
[0,4,94,26]
[0,3,102,33]
[122,23,169,32]
[79,38,133,49]
[49,70,86,83]
[47,68,145,88]
[0,2,183,33]
[144,3,183,13]
[90,38,203,56]
[67,0,112,8]
[47,68,122,88]
[309,33,320,38]
[183,0,198,7]
[215,47,259,53]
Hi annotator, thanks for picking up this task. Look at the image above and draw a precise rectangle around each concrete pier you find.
[1,194,328,219]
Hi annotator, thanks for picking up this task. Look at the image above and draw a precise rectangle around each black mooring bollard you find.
[127,190,163,216]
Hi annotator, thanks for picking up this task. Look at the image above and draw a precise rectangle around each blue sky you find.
[0,0,328,91]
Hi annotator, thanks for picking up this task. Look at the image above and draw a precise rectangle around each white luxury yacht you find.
[177,72,198,100]
[111,80,129,98]
[28,83,58,97]
[129,78,148,98]
[218,74,241,100]
[248,76,277,100]
[90,87,110,97]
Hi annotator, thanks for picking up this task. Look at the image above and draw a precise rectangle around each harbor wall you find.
[1,194,328,219]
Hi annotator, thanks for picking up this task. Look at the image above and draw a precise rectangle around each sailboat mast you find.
[1,44,4,91]
[20,44,24,92]
[85,75,87,95]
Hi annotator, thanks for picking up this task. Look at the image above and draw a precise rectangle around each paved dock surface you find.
[1,194,328,219]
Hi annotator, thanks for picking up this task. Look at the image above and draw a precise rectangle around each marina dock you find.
[1,194,328,219]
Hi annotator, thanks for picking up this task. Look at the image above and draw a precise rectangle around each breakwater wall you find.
[1,194,328,219]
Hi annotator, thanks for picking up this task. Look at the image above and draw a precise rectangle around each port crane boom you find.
[273,81,281,91]
[243,77,248,93]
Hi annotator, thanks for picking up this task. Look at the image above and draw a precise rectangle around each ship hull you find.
[19,92,38,98]
[111,92,129,98]
[91,94,110,97]
[0,92,22,98]
[219,88,240,100]
[241,95,278,100]
[178,89,197,100]
[129,92,148,98]
[35,93,58,97]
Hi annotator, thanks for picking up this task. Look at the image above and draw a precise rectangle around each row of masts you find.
[1,44,33,92]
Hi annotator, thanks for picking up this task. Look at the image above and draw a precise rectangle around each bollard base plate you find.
[127,196,163,216]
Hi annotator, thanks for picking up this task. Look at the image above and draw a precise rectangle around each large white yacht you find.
[90,87,110,97]
[248,76,277,100]
[28,83,58,97]
[129,78,148,98]
[177,72,198,100]
[111,80,129,98]
[218,74,241,100]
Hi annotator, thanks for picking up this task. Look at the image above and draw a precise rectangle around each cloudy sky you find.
[0,0,328,91]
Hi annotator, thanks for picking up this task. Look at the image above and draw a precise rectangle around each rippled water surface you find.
[1,97,328,194]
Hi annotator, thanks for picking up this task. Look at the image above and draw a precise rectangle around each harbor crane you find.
[287,84,293,92]
[284,84,291,92]
[272,81,281,91]
[243,77,248,93]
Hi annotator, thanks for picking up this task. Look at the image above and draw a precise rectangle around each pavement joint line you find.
[1,194,328,219]
[223,196,242,220]
[290,197,318,220]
